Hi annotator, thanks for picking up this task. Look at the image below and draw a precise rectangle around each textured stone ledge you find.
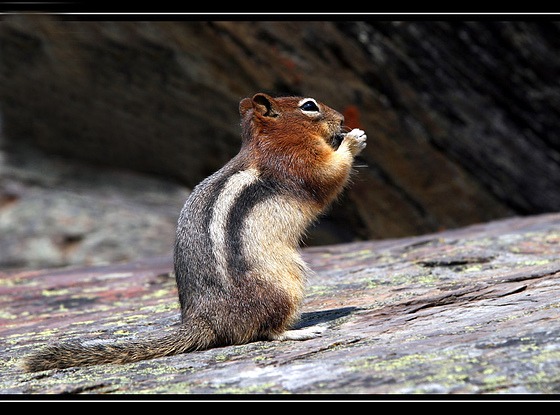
[1,213,559,394]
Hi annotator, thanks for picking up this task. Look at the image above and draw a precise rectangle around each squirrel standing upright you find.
[22,93,367,372]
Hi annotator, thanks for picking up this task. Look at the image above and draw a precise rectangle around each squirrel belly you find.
[21,93,367,372]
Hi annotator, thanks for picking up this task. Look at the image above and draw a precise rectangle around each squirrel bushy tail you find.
[21,321,215,372]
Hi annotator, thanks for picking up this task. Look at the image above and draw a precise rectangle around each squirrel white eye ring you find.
[298,98,320,114]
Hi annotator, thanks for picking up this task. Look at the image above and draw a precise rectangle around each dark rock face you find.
[342,22,560,215]
[1,18,559,267]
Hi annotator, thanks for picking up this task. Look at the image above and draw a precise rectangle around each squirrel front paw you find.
[341,128,367,156]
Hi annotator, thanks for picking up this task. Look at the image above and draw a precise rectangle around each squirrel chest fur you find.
[22,93,367,372]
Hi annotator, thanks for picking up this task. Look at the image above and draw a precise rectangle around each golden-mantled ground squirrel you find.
[22,93,367,371]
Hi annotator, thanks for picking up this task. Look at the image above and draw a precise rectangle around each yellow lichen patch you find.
[37,327,60,336]
[0,310,18,320]
[521,259,551,266]
[347,349,492,393]
[214,382,281,394]
[41,288,70,297]
[481,374,509,389]
[306,284,334,296]
[343,249,376,259]
[137,302,177,314]
[215,354,228,362]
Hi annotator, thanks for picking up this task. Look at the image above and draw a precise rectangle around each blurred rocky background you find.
[1,17,559,270]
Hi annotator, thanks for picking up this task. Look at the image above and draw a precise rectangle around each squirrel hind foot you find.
[269,325,326,342]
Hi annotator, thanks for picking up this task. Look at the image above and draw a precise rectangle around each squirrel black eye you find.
[300,100,320,112]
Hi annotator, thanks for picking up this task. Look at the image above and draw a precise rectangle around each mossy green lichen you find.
[347,349,494,393]
[253,355,273,364]
[480,374,509,391]
[365,279,378,289]
[215,354,228,362]
[528,347,560,365]
[306,284,334,296]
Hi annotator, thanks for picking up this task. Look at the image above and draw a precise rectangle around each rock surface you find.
[0,149,190,270]
[2,18,559,259]
[1,213,559,395]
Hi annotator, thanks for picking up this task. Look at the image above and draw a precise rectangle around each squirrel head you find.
[239,93,345,150]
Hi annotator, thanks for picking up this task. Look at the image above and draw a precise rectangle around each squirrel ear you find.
[239,97,253,118]
[251,93,279,118]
